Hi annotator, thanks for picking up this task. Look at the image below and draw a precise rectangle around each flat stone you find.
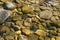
[40,10,52,19]
[22,28,32,35]
[22,5,34,13]
[35,29,46,37]
[0,9,10,23]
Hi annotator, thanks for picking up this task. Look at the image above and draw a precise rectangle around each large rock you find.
[0,9,10,23]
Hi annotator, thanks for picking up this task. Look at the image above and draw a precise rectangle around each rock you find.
[50,16,57,23]
[39,10,52,19]
[0,26,10,33]
[5,2,16,9]
[15,30,21,35]
[48,1,59,6]
[38,23,46,30]
[15,30,21,34]
[5,36,14,40]
[53,11,60,16]
[22,28,32,35]
[12,16,22,21]
[56,36,60,40]
[33,5,41,12]
[22,5,34,13]
[50,37,55,40]
[0,9,10,23]
[35,29,46,37]
[48,30,57,35]
[12,25,20,31]
[23,21,31,27]
[28,34,38,40]
[46,32,54,37]
[38,36,44,40]
[15,21,23,27]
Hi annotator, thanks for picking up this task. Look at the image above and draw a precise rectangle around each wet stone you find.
[5,35,14,40]
[28,34,38,40]
[5,2,16,9]
[0,0,59,40]
[0,9,10,23]
[39,10,52,19]
[35,29,46,37]
[22,28,32,35]
[22,5,34,13]
[56,36,60,40]
[0,26,11,33]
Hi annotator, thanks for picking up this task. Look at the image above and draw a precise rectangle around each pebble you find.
[5,2,16,9]
[15,30,21,35]
[0,26,10,33]
[23,21,31,27]
[5,36,14,40]
[39,10,52,19]
[22,28,32,35]
[22,5,34,13]
[35,29,46,37]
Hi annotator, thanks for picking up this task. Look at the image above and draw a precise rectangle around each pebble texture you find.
[0,0,59,40]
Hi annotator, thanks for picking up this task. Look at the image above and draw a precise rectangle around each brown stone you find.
[5,36,14,40]
[56,36,60,40]
[22,28,32,35]
[35,29,46,37]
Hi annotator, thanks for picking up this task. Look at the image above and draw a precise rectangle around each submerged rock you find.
[22,5,34,13]
[22,28,32,35]
[39,10,52,19]
[35,29,46,37]
[5,2,16,9]
[0,9,10,23]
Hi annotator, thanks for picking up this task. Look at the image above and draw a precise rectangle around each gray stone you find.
[40,10,52,19]
[0,9,10,23]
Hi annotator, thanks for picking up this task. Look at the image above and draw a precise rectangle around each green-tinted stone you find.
[22,5,34,13]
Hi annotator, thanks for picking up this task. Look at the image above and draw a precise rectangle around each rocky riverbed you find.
[0,0,60,40]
